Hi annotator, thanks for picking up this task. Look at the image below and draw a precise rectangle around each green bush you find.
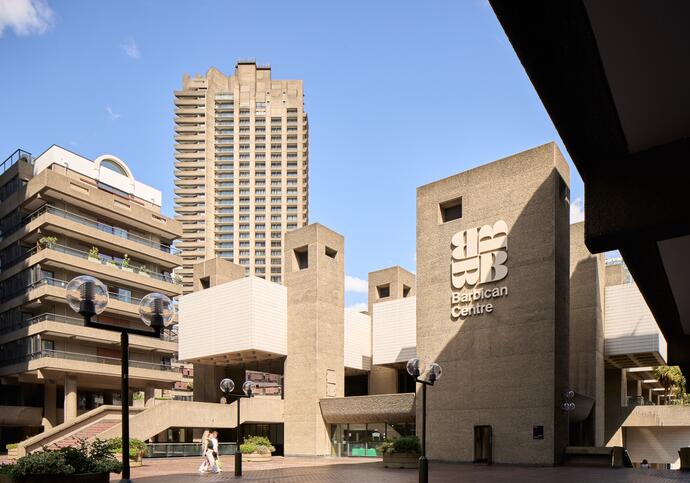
[239,443,256,454]
[5,443,17,450]
[379,436,421,455]
[7,440,122,478]
[241,435,275,454]
[106,437,148,459]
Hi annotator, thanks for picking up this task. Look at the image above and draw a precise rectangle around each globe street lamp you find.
[407,357,443,483]
[67,276,173,483]
[219,378,255,477]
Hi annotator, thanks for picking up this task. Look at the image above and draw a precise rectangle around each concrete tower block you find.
[283,223,344,456]
[368,266,416,395]
[416,143,570,465]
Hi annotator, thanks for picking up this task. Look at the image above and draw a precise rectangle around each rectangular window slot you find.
[377,284,390,299]
[325,246,337,259]
[439,197,462,223]
[402,285,411,298]
[293,246,308,271]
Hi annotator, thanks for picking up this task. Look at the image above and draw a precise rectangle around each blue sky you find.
[0,0,585,310]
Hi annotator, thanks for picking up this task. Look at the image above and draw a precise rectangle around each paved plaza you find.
[109,457,690,482]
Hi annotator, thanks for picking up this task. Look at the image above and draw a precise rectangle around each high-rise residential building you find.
[0,146,183,448]
[174,60,309,293]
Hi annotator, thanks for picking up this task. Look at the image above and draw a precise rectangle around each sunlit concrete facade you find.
[177,143,682,465]
[174,60,309,294]
[0,146,183,450]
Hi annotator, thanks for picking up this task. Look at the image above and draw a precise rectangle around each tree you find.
[655,366,686,404]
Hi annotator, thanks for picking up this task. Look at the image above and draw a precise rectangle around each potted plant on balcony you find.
[121,254,133,273]
[88,247,100,263]
[380,435,421,469]
[240,436,275,462]
[106,438,147,468]
[37,236,58,250]
[2,439,122,482]
[137,265,150,277]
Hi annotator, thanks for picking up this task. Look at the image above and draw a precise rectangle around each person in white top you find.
[209,430,221,473]
[198,430,211,474]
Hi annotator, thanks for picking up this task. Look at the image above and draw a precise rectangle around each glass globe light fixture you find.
[565,389,575,399]
[66,275,108,320]
[406,358,425,378]
[428,363,443,383]
[139,293,174,334]
[220,378,235,394]
[242,380,256,397]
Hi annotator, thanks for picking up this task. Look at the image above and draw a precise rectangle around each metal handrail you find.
[0,204,180,255]
[35,349,179,372]
[146,442,237,458]
[39,243,175,284]
[1,149,33,175]
[0,312,177,342]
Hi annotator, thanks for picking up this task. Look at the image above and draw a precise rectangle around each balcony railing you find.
[38,244,176,284]
[0,312,177,341]
[28,349,179,372]
[0,204,180,255]
[146,442,237,458]
[1,149,33,175]
[626,395,656,407]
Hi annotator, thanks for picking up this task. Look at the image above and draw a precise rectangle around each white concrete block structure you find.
[344,309,371,371]
[372,297,416,365]
[178,276,287,363]
[605,282,668,367]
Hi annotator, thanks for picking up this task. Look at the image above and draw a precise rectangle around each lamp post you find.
[66,276,174,483]
[220,378,255,477]
[407,357,443,483]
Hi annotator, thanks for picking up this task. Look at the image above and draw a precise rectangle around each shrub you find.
[239,443,256,454]
[89,247,99,258]
[5,443,17,450]
[242,435,275,454]
[38,236,58,249]
[379,436,421,455]
[8,440,121,478]
[106,437,148,459]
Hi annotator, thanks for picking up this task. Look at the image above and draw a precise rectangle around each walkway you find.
[112,457,690,482]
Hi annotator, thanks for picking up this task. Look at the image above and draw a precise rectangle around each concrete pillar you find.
[284,224,344,456]
[367,266,415,396]
[369,366,398,395]
[192,364,227,402]
[569,221,606,446]
[64,375,77,423]
[416,143,571,465]
[636,380,642,398]
[145,386,156,408]
[42,381,57,430]
[621,369,628,406]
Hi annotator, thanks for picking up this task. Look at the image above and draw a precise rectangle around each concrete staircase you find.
[17,398,284,457]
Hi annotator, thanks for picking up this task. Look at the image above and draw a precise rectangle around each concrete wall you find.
[416,143,570,465]
[569,221,605,446]
[283,224,344,455]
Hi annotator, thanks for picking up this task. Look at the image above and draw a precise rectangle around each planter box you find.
[14,472,109,483]
[114,454,143,467]
[87,256,100,263]
[383,453,419,469]
[242,453,272,462]
[121,267,133,273]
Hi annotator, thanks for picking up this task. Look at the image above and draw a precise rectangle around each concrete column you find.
[369,366,398,395]
[42,381,57,430]
[621,369,628,406]
[64,375,78,423]
[145,386,156,408]
[636,380,642,397]
[284,224,344,456]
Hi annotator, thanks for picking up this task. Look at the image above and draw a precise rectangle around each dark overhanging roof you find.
[490,0,690,374]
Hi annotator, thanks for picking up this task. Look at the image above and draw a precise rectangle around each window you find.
[101,159,128,176]
[377,284,390,299]
[439,197,462,223]
[293,246,308,270]
[403,285,412,297]
[325,246,337,259]
[200,277,210,289]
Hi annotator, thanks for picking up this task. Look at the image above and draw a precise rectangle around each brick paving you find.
[109,456,690,482]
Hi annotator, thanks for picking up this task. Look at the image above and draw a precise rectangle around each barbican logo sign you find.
[450,220,509,319]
